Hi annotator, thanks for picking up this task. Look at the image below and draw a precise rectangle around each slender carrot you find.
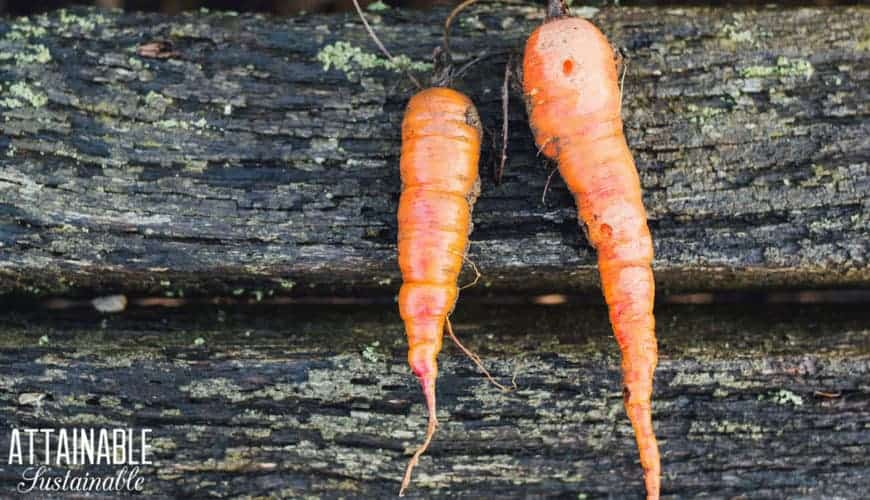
[522,2,661,498]
[349,1,507,495]
[398,87,483,495]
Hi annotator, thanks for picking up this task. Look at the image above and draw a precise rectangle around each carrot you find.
[397,87,482,495]
[349,1,506,495]
[522,2,661,498]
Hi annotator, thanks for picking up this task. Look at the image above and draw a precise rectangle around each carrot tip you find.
[399,375,438,496]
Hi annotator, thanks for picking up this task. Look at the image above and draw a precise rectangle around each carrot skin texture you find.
[523,18,660,499]
[397,87,482,494]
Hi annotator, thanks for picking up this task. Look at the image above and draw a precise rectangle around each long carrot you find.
[348,1,507,495]
[398,87,482,495]
[522,2,661,498]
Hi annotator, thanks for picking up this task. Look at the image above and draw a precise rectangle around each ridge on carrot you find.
[349,1,511,496]
[522,1,661,498]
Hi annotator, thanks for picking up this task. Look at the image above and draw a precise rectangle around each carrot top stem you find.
[399,376,439,497]
[431,0,481,87]
[444,0,480,55]
[546,0,569,20]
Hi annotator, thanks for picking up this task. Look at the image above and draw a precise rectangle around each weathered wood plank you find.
[0,6,868,297]
[0,303,868,497]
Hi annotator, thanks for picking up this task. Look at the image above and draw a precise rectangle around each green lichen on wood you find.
[686,103,725,124]
[154,117,208,130]
[57,9,110,32]
[721,24,755,45]
[767,389,805,406]
[4,20,49,40]
[366,1,390,12]
[361,340,383,363]
[181,378,245,401]
[316,41,432,78]
[741,56,814,79]
[143,90,172,115]
[15,44,52,65]
[0,15,54,69]
[689,420,766,441]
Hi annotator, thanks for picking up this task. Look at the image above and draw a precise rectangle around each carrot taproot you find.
[522,4,661,498]
[397,87,483,496]
[349,1,508,493]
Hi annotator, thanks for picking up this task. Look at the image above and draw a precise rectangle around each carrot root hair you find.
[399,375,439,497]
[458,254,482,290]
[446,318,516,392]
[495,56,511,185]
[541,162,559,205]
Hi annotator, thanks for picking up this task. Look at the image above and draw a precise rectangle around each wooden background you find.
[0,3,868,498]
[1,4,867,298]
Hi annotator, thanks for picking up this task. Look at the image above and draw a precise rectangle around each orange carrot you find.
[349,1,507,493]
[522,2,661,498]
[397,87,482,496]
